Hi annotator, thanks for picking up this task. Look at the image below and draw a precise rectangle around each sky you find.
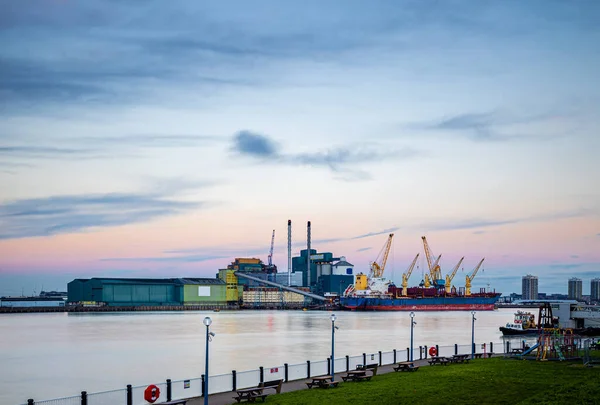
[1,0,599,297]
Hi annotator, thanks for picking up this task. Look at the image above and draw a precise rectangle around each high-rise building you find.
[522,275,538,300]
[590,278,600,302]
[568,277,583,301]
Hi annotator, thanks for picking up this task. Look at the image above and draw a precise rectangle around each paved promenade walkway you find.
[184,358,431,405]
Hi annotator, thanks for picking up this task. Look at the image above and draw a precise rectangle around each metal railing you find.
[23,341,505,405]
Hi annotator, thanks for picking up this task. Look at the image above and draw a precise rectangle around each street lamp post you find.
[471,311,476,360]
[410,312,416,361]
[330,313,337,381]
[203,316,214,405]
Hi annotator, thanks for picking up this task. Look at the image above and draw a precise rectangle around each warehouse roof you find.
[333,260,354,267]
[173,278,225,285]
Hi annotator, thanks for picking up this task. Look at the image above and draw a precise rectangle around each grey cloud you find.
[351,227,399,240]
[231,130,418,178]
[356,247,372,252]
[0,180,211,239]
[406,110,562,142]
[101,254,229,263]
[420,207,597,232]
[232,130,280,158]
[473,230,486,235]
[570,255,579,259]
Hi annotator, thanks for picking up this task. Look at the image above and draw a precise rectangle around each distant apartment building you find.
[568,277,583,301]
[522,275,538,300]
[591,278,600,302]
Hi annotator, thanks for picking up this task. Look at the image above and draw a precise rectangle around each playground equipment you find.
[535,328,579,361]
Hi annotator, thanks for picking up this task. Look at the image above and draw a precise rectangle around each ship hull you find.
[340,296,500,311]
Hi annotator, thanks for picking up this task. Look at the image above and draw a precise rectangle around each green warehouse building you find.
[67,277,228,307]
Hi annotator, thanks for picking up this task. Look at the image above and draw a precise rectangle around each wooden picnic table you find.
[428,356,450,366]
[394,361,419,372]
[451,354,471,364]
[306,376,339,389]
[233,387,267,403]
[341,370,372,382]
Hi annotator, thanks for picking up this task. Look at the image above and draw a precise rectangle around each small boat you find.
[499,310,539,336]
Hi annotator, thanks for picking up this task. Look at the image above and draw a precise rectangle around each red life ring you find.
[429,347,437,356]
[144,384,160,403]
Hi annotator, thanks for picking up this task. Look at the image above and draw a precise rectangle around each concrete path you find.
[184,358,431,405]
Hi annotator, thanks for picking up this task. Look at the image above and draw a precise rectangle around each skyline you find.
[1,1,599,296]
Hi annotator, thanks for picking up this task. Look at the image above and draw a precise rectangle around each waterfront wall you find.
[22,340,505,405]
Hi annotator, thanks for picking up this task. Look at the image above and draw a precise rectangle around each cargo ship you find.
[339,235,501,311]
[339,276,501,311]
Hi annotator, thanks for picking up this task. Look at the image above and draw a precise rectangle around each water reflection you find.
[1,309,515,405]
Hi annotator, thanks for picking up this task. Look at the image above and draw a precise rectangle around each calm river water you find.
[0,308,525,405]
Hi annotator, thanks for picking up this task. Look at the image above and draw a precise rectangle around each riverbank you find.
[190,356,599,405]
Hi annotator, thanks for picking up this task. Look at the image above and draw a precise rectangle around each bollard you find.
[490,342,494,355]
[393,349,397,364]
[166,379,172,401]
[363,353,366,366]
[327,357,331,375]
[284,364,289,382]
[455,343,458,355]
[126,385,132,405]
[406,347,410,361]
[27,400,34,405]
[259,366,264,383]
[232,371,237,391]
[201,375,205,397]
[81,391,87,405]
[346,355,350,372]
[379,351,382,366]
[436,345,439,357]
[419,346,423,360]
[307,360,311,378]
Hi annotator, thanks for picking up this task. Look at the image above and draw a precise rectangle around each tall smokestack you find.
[287,219,292,287]
[307,220,311,288]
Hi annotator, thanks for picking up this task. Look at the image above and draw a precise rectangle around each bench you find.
[473,353,483,359]
[356,363,379,376]
[394,362,419,372]
[258,379,283,394]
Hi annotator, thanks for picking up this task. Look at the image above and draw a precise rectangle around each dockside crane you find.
[422,254,441,288]
[266,229,276,272]
[465,258,485,296]
[370,233,394,278]
[444,256,465,293]
[421,236,444,287]
[401,253,419,296]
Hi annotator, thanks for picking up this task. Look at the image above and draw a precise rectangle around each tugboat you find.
[499,311,538,335]
[499,303,558,336]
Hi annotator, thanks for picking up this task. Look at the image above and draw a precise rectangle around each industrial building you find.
[568,277,583,301]
[292,249,354,295]
[522,274,538,300]
[591,278,600,302]
[241,287,308,309]
[67,278,228,307]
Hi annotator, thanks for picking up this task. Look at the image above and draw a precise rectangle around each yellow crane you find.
[465,258,485,296]
[422,254,441,288]
[445,256,465,293]
[401,253,420,296]
[370,233,394,278]
[421,236,443,286]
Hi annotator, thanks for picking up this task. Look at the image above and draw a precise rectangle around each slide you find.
[520,343,540,356]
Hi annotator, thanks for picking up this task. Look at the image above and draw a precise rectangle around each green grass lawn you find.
[261,358,600,405]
